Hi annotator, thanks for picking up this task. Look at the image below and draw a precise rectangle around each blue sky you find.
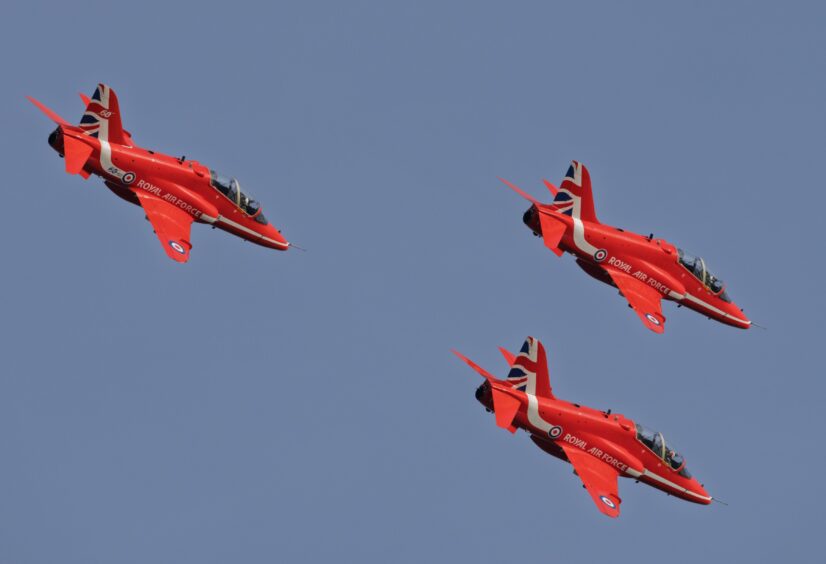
[1,2,823,563]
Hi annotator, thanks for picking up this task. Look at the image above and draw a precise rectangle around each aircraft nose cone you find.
[692,480,712,505]
[728,302,751,329]
[266,225,290,251]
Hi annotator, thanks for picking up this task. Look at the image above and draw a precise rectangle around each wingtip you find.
[451,349,498,381]
[498,346,516,367]
[26,95,70,126]
[498,176,541,205]
[542,178,559,196]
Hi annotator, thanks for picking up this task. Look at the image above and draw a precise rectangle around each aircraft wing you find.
[559,443,622,518]
[131,190,194,263]
[604,269,666,333]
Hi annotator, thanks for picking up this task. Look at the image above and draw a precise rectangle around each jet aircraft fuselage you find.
[455,337,713,517]
[30,84,289,262]
[503,161,749,332]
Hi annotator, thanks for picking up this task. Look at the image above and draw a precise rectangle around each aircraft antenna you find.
[711,497,728,506]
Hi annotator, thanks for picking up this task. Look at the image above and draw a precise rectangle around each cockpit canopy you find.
[635,423,692,478]
[677,248,730,302]
[209,170,268,225]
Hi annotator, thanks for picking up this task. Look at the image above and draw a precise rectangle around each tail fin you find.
[506,337,554,399]
[78,84,130,145]
[551,161,598,223]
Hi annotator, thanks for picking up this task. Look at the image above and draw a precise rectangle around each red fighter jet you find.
[453,337,716,517]
[500,161,750,332]
[27,84,290,262]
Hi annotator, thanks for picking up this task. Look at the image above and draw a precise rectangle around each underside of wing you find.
[604,269,666,333]
[130,189,194,263]
[559,443,622,518]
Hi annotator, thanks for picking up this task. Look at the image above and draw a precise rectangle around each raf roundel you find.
[548,425,563,439]
[168,241,186,255]
[26,83,293,263]
[593,248,608,262]
[645,313,661,326]
[599,495,616,509]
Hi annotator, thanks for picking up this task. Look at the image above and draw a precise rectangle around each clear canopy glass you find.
[209,170,268,224]
[677,249,730,302]
[635,423,691,478]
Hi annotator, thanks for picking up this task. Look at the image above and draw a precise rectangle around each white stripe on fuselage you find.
[625,467,711,502]
[526,394,552,434]
[572,215,599,256]
[96,99,129,182]
[564,193,600,256]
[682,293,750,326]
[216,215,288,248]
[98,138,128,181]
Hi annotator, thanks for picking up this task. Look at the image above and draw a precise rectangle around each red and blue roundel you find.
[548,425,563,439]
[600,495,616,509]
[168,241,186,254]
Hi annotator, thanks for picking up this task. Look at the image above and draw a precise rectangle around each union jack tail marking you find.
[508,337,554,399]
[551,161,599,223]
[78,84,129,145]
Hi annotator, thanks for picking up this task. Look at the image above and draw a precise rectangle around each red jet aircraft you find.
[28,84,290,262]
[501,161,750,332]
[453,337,715,517]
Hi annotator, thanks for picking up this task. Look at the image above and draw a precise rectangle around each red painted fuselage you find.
[30,84,289,262]
[504,161,749,332]
[455,337,713,517]
[524,206,749,328]
[476,380,710,505]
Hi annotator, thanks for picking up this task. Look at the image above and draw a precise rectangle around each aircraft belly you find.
[575,258,614,286]
[529,434,568,462]
[104,180,140,206]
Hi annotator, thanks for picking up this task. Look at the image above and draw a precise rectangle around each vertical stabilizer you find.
[552,161,598,223]
[78,84,130,146]
[506,337,554,399]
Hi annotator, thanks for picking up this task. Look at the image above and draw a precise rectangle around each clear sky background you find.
[1,2,823,563]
